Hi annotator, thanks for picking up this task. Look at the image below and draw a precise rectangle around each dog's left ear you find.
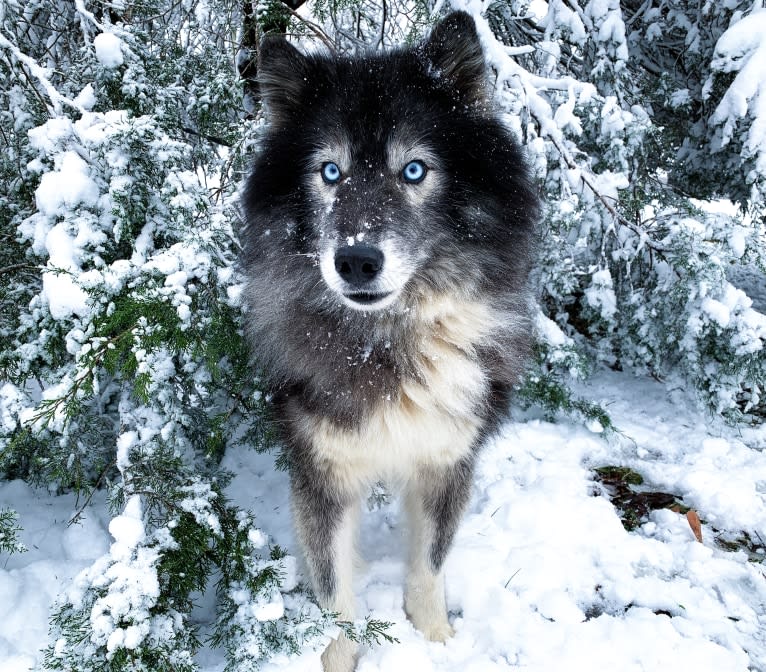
[422,11,487,102]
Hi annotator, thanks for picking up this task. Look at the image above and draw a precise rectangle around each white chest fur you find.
[297,297,498,492]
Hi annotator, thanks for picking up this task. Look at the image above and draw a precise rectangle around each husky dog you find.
[242,11,538,671]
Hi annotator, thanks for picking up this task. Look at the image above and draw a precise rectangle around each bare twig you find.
[181,125,232,147]
[68,459,117,526]
[0,29,82,114]
[377,0,387,50]
[545,131,668,252]
[282,6,334,50]
[0,263,43,277]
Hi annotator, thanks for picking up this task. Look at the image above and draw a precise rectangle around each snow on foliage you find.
[708,9,766,202]
[1,0,326,669]
[456,0,766,420]
[0,506,27,555]
[93,33,125,68]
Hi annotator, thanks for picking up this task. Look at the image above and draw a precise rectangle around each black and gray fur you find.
[241,11,538,671]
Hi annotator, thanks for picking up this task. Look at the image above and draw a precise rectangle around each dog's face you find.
[244,13,536,315]
[307,127,444,312]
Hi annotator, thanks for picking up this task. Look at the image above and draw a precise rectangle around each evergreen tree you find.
[1,1,330,668]
[0,507,26,555]
[474,0,766,421]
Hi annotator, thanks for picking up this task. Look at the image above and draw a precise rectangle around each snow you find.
[255,599,286,622]
[0,481,109,670]
[74,84,96,111]
[535,311,569,347]
[39,222,91,319]
[701,296,731,328]
[177,481,222,536]
[93,33,124,68]
[108,495,146,556]
[116,431,138,472]
[585,268,617,319]
[2,370,765,670]
[0,384,25,433]
[249,528,269,549]
[35,151,99,217]
[27,117,74,154]
[708,9,766,173]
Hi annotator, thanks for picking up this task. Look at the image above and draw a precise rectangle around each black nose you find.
[334,245,384,286]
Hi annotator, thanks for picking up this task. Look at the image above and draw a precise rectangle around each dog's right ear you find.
[257,36,309,119]
[422,11,487,103]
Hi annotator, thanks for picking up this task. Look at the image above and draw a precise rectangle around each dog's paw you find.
[321,634,357,672]
[417,618,455,643]
[405,597,455,643]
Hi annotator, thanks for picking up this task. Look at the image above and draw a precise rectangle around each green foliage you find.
[0,1,328,669]
[337,617,400,646]
[517,317,615,432]
[593,466,644,486]
[212,569,332,672]
[46,448,331,672]
[256,0,295,35]
[0,507,26,555]
[518,371,614,433]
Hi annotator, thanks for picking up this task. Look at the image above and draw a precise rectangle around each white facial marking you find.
[386,136,439,176]
[318,237,417,312]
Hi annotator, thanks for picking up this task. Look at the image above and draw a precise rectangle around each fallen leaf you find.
[686,510,703,543]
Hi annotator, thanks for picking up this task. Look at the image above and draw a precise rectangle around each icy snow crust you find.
[2,371,765,671]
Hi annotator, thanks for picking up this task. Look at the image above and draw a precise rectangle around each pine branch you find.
[0,263,42,276]
[281,5,335,49]
[181,125,232,147]
[0,28,82,114]
[544,132,669,253]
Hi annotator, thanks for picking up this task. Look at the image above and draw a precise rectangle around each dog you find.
[241,11,538,671]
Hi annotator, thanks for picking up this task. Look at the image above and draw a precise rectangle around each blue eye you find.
[322,162,341,184]
[402,160,426,183]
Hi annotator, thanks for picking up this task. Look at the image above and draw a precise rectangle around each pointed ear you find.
[257,36,309,120]
[422,11,487,102]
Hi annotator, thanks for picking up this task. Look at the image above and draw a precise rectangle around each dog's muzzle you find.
[333,245,393,306]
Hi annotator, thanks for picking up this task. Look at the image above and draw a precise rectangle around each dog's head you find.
[244,12,537,314]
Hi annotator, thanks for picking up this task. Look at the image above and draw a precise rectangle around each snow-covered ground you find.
[2,369,765,671]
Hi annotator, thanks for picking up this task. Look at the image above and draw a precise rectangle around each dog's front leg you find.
[404,457,474,642]
[291,463,359,672]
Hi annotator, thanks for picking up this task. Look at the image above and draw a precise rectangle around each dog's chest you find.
[299,298,496,488]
